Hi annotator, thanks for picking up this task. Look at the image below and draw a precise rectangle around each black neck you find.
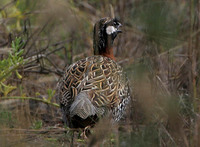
[93,25,114,55]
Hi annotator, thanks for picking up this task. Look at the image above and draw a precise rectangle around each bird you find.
[58,17,131,130]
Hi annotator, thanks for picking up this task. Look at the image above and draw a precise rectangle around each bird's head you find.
[93,17,122,56]
[104,18,122,39]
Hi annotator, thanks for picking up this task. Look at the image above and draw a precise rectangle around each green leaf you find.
[15,70,22,79]
[31,120,43,129]
[47,89,56,102]
[0,82,16,96]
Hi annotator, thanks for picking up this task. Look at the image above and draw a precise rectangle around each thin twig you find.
[1,96,60,107]
[25,19,51,57]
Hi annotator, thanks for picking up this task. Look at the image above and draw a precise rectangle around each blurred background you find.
[0,0,200,146]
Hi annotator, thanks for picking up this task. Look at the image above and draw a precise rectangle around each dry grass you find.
[0,0,200,146]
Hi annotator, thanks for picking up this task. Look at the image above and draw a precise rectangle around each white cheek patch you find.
[106,26,117,35]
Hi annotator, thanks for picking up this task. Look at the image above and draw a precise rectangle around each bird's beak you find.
[117,23,122,33]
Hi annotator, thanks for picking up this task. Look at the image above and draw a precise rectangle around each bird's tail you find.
[69,91,104,119]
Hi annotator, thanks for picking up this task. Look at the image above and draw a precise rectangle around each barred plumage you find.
[58,17,131,128]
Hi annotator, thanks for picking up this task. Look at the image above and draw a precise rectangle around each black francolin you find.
[58,17,131,129]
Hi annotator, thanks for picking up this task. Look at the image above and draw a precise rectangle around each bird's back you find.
[58,55,130,128]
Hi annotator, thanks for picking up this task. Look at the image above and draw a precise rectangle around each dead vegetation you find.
[0,0,200,146]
